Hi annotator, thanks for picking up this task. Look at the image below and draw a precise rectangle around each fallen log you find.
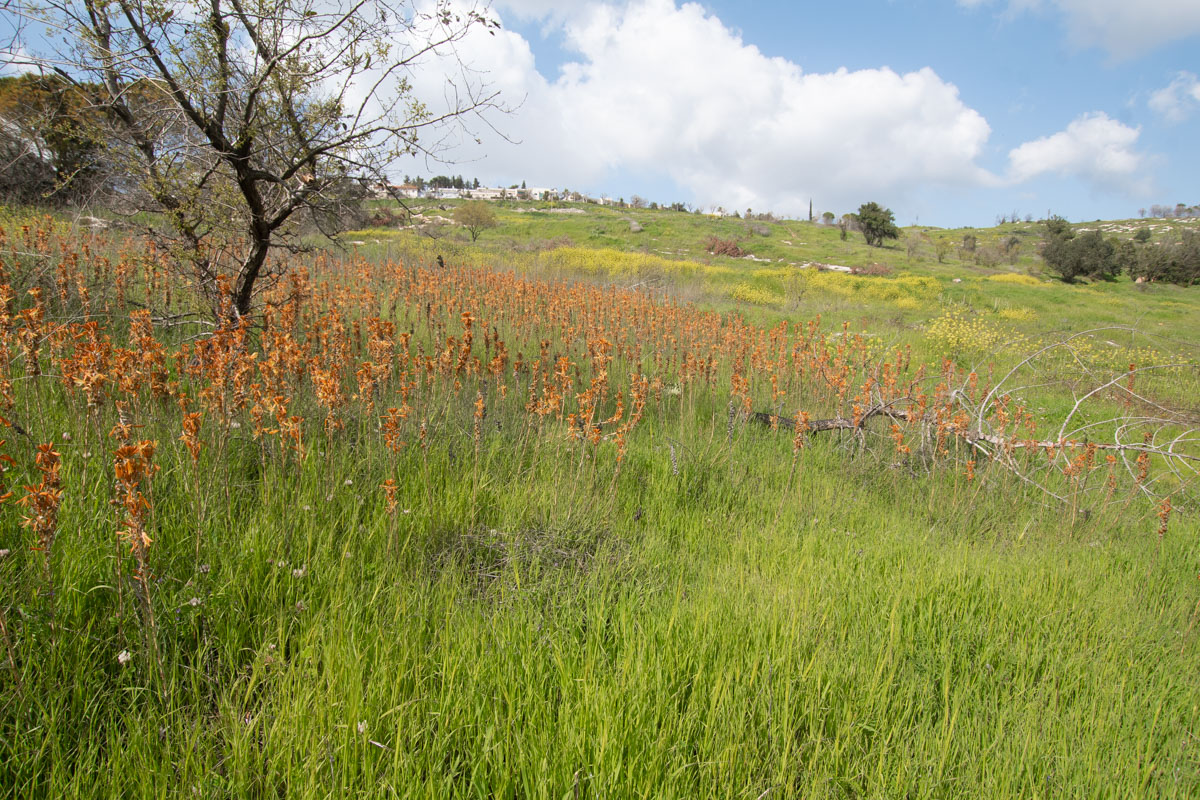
[751,407,1198,462]
[750,406,903,433]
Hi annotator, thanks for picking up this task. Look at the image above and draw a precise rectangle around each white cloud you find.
[0,46,34,77]
[492,0,594,25]
[415,0,996,215]
[398,1,1154,214]
[1006,112,1147,191]
[958,0,1200,58]
[1149,72,1200,122]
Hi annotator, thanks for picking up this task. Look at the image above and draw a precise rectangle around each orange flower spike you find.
[180,411,203,463]
[18,443,64,568]
[791,410,811,454]
[380,407,407,453]
[1157,497,1172,538]
[1135,450,1150,484]
[380,478,399,515]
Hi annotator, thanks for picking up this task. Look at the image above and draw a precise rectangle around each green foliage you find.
[1041,218,1120,282]
[453,200,498,241]
[1043,215,1073,239]
[0,75,107,204]
[1,211,1199,795]
[855,201,900,247]
[1129,230,1200,285]
[934,237,953,263]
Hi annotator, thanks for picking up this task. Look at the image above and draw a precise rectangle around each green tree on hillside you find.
[855,202,900,247]
[1128,230,1200,285]
[1041,217,1119,282]
[934,238,953,263]
[454,200,498,242]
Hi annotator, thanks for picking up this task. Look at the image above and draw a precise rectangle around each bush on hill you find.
[1041,217,1119,282]
[705,236,745,257]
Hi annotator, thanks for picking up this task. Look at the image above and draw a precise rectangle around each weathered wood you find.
[751,407,1198,462]
[750,406,903,433]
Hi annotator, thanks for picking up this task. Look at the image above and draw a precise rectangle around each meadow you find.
[0,206,1198,798]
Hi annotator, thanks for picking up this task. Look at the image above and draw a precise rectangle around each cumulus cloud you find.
[0,46,35,77]
[1006,112,1146,191]
[958,0,1200,58]
[1149,72,1200,122]
[398,0,1151,213]
[413,0,995,215]
[492,0,593,25]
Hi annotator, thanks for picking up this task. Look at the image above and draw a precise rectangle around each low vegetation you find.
[0,208,1196,797]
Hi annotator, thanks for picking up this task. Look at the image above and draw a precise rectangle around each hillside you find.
[347,200,1200,366]
[359,197,1199,277]
[0,206,1196,796]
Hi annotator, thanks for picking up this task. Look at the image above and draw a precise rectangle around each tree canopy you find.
[1040,217,1120,283]
[855,202,900,247]
[0,75,108,204]
[1127,230,1200,285]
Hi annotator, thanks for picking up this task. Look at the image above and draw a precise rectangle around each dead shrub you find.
[705,236,745,257]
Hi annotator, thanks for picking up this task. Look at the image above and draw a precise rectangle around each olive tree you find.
[5,0,504,317]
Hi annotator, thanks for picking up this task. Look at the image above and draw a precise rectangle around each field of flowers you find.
[1,214,1198,797]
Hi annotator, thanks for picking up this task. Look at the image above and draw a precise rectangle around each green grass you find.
[4,396,1198,797]
[346,201,1199,351]
[0,206,1198,797]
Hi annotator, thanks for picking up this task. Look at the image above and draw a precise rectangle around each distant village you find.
[374,177,625,207]
[371,175,708,214]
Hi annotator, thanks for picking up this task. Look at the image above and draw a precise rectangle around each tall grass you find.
[0,213,1197,797]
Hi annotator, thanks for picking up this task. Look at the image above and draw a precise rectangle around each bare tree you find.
[5,0,506,317]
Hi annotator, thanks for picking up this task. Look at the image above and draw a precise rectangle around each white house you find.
[371,183,420,199]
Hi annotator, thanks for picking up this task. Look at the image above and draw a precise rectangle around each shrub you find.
[705,236,745,257]
[454,200,498,242]
[1127,230,1200,285]
[1043,228,1119,282]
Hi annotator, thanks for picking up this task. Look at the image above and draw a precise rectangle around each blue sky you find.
[3,0,1196,228]
[422,0,1200,227]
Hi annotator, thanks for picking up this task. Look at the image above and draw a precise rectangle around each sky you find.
[399,0,1200,228]
[2,0,1197,228]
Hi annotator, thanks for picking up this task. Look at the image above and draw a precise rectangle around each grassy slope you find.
[11,391,1199,798]
[350,201,1198,351]
[0,207,1197,797]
